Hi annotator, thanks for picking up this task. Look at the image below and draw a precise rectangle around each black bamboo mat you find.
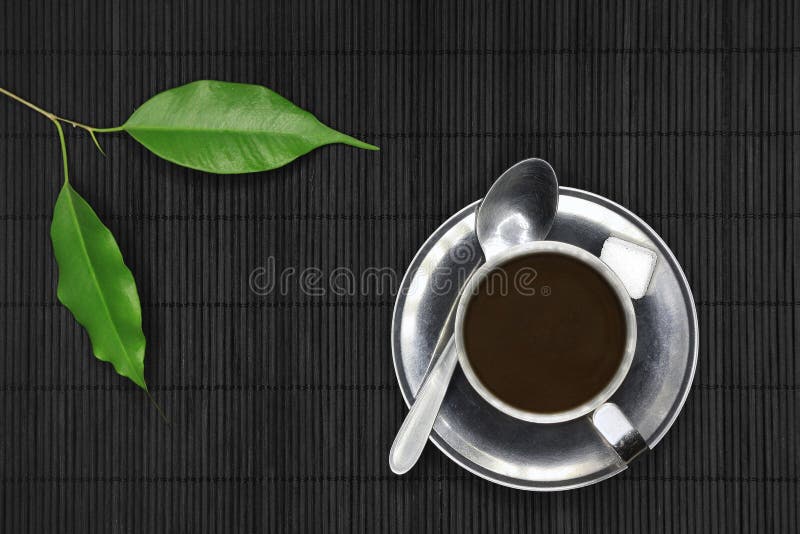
[1,1,798,532]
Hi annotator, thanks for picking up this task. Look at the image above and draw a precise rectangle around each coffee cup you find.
[452,238,656,461]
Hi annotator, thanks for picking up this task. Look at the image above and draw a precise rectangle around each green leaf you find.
[51,183,147,390]
[121,80,379,174]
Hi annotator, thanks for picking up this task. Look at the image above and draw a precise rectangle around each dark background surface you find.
[1,1,798,532]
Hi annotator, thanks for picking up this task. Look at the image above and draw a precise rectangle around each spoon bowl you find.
[476,158,559,261]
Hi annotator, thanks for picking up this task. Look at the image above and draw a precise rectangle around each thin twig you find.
[0,86,57,120]
[0,86,122,150]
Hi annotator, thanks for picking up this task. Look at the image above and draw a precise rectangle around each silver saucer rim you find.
[391,187,699,491]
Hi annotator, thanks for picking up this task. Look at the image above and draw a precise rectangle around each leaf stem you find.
[91,126,125,133]
[0,86,122,152]
[144,388,170,424]
[52,119,70,184]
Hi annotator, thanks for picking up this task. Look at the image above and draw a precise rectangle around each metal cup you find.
[453,239,654,461]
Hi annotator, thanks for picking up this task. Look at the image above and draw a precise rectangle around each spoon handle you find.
[389,337,459,474]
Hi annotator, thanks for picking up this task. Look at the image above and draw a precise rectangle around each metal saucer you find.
[391,187,699,491]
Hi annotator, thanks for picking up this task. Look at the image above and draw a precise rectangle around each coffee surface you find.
[463,252,627,413]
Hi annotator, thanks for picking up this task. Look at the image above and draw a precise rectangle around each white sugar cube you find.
[600,237,658,299]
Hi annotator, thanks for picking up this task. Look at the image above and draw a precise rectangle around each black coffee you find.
[463,252,627,413]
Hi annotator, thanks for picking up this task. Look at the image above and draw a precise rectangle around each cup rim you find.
[454,240,638,424]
